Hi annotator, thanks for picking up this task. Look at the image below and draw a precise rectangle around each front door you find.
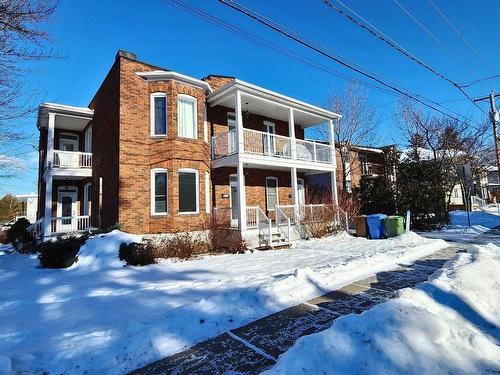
[229,175,239,227]
[59,134,79,168]
[227,112,237,154]
[57,190,77,232]
[297,178,305,206]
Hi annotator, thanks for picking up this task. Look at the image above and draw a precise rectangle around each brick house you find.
[30,51,341,247]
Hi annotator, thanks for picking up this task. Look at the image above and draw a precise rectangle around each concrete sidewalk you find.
[129,246,465,375]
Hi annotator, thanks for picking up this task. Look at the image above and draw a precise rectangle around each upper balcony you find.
[212,128,333,166]
[38,103,93,179]
[207,79,341,171]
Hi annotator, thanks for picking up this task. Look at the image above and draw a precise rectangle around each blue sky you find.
[4,0,499,195]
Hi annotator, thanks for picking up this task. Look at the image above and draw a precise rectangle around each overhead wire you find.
[218,0,486,126]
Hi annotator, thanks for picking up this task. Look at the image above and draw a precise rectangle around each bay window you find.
[151,169,168,215]
[177,94,197,139]
[151,93,167,136]
[179,169,199,214]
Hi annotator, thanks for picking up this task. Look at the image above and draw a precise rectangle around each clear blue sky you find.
[4,0,500,195]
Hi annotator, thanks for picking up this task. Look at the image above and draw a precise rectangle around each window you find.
[179,169,199,213]
[266,177,279,211]
[203,108,208,143]
[83,182,91,215]
[151,169,168,215]
[150,93,167,136]
[205,171,210,213]
[84,126,92,153]
[177,95,197,139]
[227,112,236,130]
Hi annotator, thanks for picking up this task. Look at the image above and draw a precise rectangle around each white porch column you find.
[46,112,55,169]
[237,160,247,231]
[235,90,244,153]
[329,118,339,206]
[288,108,296,159]
[291,166,299,221]
[43,174,53,239]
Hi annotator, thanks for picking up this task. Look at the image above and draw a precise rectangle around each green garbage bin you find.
[384,216,405,237]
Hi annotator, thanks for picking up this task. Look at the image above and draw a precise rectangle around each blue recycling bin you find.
[366,214,387,239]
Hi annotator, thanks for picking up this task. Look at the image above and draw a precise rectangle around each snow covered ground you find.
[0,231,448,374]
[265,243,500,375]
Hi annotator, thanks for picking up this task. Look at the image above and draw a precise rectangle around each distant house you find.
[15,194,38,224]
[477,166,500,202]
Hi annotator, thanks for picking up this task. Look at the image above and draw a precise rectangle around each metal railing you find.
[275,205,291,244]
[53,150,92,169]
[256,206,272,247]
[275,204,297,224]
[27,218,43,239]
[246,206,259,228]
[51,216,91,234]
[211,128,333,164]
[361,162,384,176]
[471,195,487,208]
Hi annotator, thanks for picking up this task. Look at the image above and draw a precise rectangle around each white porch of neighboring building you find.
[33,103,94,239]
[208,79,342,245]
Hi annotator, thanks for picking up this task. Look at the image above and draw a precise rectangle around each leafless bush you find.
[205,215,247,254]
[337,189,362,227]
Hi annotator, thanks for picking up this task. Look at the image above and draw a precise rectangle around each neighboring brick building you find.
[32,51,340,247]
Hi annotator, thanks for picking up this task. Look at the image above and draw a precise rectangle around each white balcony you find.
[212,128,333,167]
[53,150,92,169]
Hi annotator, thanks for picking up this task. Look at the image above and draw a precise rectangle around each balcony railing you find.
[212,128,333,164]
[53,150,92,169]
[361,162,384,176]
[51,215,91,234]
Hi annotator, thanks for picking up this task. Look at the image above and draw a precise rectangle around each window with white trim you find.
[177,94,198,139]
[266,177,279,211]
[205,171,210,213]
[203,107,208,143]
[179,169,199,213]
[84,126,92,153]
[83,182,91,215]
[151,169,168,214]
[150,93,167,136]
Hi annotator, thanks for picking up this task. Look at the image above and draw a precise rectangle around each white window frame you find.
[205,171,210,213]
[178,168,199,214]
[265,176,279,212]
[150,92,167,137]
[151,168,168,215]
[84,126,92,153]
[203,107,208,143]
[60,132,80,151]
[177,94,198,140]
[83,182,91,216]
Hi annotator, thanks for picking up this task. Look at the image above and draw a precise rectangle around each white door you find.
[229,175,239,227]
[297,178,305,206]
[57,190,77,232]
[227,112,237,154]
[59,134,79,168]
[263,121,276,155]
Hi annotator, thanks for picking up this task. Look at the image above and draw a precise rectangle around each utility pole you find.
[474,91,500,180]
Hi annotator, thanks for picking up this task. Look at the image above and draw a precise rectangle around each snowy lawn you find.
[266,243,500,375]
[0,231,448,374]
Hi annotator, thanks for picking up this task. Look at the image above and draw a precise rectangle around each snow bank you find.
[0,231,448,374]
[266,244,500,375]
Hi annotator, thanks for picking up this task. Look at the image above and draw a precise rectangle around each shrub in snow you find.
[0,229,6,244]
[38,235,87,268]
[299,206,336,239]
[205,216,247,254]
[6,218,36,253]
[119,241,155,266]
[120,233,209,266]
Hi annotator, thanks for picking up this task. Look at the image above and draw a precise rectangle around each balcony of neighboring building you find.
[208,79,340,172]
[38,103,94,178]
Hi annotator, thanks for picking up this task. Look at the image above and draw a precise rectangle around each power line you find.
[162,0,397,97]
[320,0,487,117]
[218,0,485,126]
[319,0,487,118]
[427,0,496,74]
[392,0,477,77]
[460,73,500,88]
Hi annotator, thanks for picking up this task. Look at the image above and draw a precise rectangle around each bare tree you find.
[0,0,58,177]
[319,83,379,192]
[397,98,493,207]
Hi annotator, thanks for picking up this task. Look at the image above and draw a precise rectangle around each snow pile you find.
[266,245,500,375]
[0,231,448,374]
[75,230,141,271]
